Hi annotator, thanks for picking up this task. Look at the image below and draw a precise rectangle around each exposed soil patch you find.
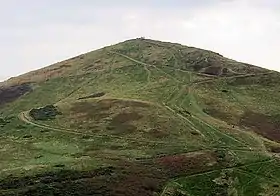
[240,111,280,142]
[186,51,219,72]
[0,83,32,106]
[78,92,106,100]
[269,146,280,153]
[202,66,223,76]
[201,66,236,76]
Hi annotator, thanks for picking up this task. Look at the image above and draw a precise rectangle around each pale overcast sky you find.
[1,0,280,81]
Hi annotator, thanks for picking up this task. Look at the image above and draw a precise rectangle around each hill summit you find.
[1,38,280,196]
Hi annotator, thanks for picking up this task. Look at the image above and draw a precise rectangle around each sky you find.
[1,0,280,81]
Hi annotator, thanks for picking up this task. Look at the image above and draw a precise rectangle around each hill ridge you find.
[1,38,272,87]
[0,38,280,195]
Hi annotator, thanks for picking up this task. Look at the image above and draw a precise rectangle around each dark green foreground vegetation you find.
[0,39,280,195]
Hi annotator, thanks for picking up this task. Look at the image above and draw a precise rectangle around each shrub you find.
[0,117,9,127]
[30,105,62,121]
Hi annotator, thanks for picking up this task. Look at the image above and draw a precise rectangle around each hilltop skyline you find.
[1,0,280,81]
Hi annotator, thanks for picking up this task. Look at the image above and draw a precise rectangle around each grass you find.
[0,38,279,195]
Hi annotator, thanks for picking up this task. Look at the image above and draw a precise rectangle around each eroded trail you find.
[19,111,86,136]
[113,52,273,146]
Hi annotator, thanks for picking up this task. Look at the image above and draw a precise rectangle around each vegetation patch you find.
[240,111,280,142]
[269,146,280,153]
[0,117,10,127]
[111,112,142,124]
[203,107,235,125]
[30,105,62,121]
[60,98,188,141]
[111,162,167,196]
[156,151,217,176]
[108,112,142,134]
[0,163,167,196]
[70,101,111,121]
[148,128,169,138]
[0,167,115,196]
[228,72,280,86]
[69,99,150,123]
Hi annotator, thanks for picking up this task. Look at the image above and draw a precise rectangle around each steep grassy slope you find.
[0,38,280,196]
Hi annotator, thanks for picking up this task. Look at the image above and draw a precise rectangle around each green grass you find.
[0,38,279,195]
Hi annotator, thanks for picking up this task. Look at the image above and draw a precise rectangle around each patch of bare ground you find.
[201,66,223,76]
[78,92,105,100]
[268,146,280,153]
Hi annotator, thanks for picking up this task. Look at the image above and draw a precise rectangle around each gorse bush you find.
[30,105,62,121]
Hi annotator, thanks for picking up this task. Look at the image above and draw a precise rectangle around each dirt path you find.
[143,65,151,83]
[113,51,273,87]
[19,111,88,136]
[111,52,274,147]
[112,51,182,83]
[192,71,274,85]
[141,40,220,78]
[163,103,204,136]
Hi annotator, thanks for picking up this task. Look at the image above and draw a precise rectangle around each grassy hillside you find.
[0,38,280,196]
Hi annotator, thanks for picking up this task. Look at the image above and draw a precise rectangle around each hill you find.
[0,38,280,196]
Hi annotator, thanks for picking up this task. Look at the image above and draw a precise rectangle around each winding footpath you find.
[19,111,92,136]
[113,52,274,147]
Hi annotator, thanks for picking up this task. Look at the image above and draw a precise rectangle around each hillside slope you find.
[0,38,280,196]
